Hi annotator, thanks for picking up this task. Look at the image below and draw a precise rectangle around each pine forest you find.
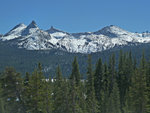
[0,50,150,113]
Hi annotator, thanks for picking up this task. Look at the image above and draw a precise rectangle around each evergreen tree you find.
[1,67,25,113]
[94,58,103,104]
[146,60,150,113]
[103,63,109,92]
[53,66,69,113]
[125,51,134,89]
[108,53,116,94]
[100,62,110,113]
[86,55,98,113]
[24,72,30,86]
[42,77,52,113]
[61,78,70,113]
[0,82,5,113]
[70,57,81,86]
[24,63,52,113]
[117,50,125,110]
[22,72,31,112]
[106,79,121,113]
[127,53,147,113]
[68,57,85,113]
[117,51,133,112]
[133,57,137,70]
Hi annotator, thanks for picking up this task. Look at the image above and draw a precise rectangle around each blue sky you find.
[0,0,150,34]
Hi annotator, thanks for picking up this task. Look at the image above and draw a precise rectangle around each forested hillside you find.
[1,41,150,77]
[0,51,150,113]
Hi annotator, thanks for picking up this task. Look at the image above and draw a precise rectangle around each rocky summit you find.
[1,21,150,53]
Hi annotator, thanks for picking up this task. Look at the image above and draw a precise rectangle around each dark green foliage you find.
[68,57,85,113]
[100,62,110,113]
[70,57,81,86]
[117,50,134,112]
[23,63,52,113]
[94,58,103,103]
[1,67,25,113]
[86,55,98,113]
[126,54,147,113]
[146,60,150,113]
[107,79,121,113]
[53,66,69,113]
[1,41,150,77]
[0,83,5,113]
[108,53,116,95]
[42,78,52,113]
[0,50,150,113]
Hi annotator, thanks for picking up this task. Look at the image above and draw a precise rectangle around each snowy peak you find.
[46,26,70,39]
[1,23,26,41]
[4,23,26,36]
[46,26,63,33]
[11,23,26,30]
[21,21,39,36]
[1,22,150,53]
[101,25,125,33]
[94,25,129,38]
[27,20,38,29]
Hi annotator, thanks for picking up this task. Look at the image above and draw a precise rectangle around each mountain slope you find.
[0,40,150,76]
[1,21,150,53]
[1,23,26,41]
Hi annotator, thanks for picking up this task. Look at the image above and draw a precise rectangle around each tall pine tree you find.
[1,67,25,113]
[94,58,103,105]
[86,55,98,113]
[68,57,85,113]
[106,79,121,113]
[127,53,147,113]
[53,66,69,113]
[24,63,52,113]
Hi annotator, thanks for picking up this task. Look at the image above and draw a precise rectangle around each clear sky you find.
[0,0,150,34]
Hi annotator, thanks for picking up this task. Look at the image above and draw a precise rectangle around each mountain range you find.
[1,21,150,53]
[1,21,150,76]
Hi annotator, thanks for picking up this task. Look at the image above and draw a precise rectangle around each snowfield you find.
[1,21,150,53]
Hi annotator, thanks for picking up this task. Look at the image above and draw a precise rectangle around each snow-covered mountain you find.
[1,21,150,53]
[2,23,27,40]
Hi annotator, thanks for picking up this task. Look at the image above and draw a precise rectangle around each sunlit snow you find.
[1,23,150,53]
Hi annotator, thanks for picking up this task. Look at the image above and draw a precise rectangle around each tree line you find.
[0,50,150,113]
